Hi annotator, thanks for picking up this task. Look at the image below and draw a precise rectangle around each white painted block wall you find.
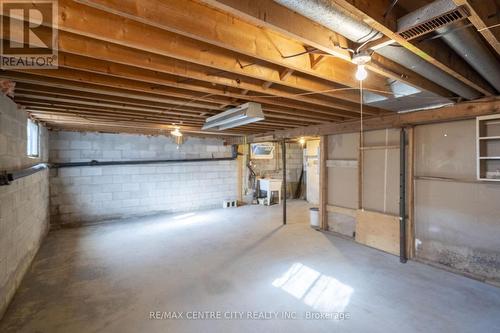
[49,131,238,226]
[0,95,49,319]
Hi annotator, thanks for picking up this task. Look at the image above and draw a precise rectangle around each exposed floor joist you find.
[328,0,495,96]
[197,0,457,99]
[452,0,500,55]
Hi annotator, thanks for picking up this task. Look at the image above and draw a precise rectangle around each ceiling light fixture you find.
[352,51,371,81]
[202,102,265,131]
[171,127,182,137]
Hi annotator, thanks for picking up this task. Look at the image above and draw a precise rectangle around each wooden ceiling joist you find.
[5,0,391,104]
[327,0,495,96]
[1,0,496,137]
[452,0,500,55]
[5,74,362,127]
[197,0,456,99]
[4,72,355,124]
[73,0,390,93]
[241,97,500,142]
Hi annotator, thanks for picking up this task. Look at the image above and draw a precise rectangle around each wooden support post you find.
[319,135,328,230]
[282,139,287,225]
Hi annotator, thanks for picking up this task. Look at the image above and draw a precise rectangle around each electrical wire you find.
[477,23,500,32]
[384,0,400,18]
[359,78,364,209]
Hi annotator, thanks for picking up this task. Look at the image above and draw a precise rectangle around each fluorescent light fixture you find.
[202,102,265,131]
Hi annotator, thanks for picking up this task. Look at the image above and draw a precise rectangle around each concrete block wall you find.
[250,142,303,182]
[0,97,48,171]
[0,95,50,319]
[49,131,238,226]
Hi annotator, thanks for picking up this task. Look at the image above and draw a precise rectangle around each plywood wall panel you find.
[328,133,358,159]
[328,167,358,209]
[355,210,400,256]
[415,120,476,179]
[361,129,400,215]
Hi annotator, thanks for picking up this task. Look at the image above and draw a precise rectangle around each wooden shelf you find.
[479,178,500,182]
[477,115,500,181]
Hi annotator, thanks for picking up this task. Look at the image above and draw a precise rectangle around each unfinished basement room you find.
[1,0,500,332]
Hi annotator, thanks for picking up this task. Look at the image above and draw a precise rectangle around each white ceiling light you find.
[355,65,368,81]
[352,51,371,81]
[171,127,182,137]
[202,102,265,131]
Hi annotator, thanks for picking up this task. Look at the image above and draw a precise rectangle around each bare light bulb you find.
[170,127,182,137]
[299,137,306,146]
[355,65,368,81]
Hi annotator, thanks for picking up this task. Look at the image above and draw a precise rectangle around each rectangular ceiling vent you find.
[202,102,265,131]
[397,0,469,41]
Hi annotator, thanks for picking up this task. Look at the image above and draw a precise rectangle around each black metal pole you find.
[282,139,287,225]
[399,128,407,263]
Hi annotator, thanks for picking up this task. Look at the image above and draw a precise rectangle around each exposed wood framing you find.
[452,0,500,55]
[328,0,495,96]
[241,98,500,142]
[73,0,390,93]
[197,0,456,98]
[0,0,495,136]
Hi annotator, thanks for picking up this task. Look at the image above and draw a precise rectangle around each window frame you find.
[27,119,40,158]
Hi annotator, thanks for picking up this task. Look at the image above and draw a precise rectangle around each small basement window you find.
[27,119,40,157]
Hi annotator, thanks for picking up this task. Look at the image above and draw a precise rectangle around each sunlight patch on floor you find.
[273,263,353,312]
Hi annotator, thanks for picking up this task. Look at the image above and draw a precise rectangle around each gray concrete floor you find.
[1,200,500,333]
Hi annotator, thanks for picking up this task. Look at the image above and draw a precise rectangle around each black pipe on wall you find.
[1,145,239,185]
[399,128,408,263]
[51,145,239,168]
[0,163,49,186]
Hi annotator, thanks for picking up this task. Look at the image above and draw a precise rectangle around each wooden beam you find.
[279,68,295,81]
[3,16,375,108]
[197,0,456,98]
[241,97,500,141]
[15,84,222,110]
[73,0,391,93]
[452,0,500,55]
[5,70,351,122]
[262,81,273,89]
[309,54,325,70]
[328,0,495,96]
[19,29,388,116]
[14,85,341,123]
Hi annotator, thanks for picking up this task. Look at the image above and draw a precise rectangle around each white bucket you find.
[309,207,319,228]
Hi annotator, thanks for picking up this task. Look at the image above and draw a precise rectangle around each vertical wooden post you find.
[282,139,287,225]
[319,135,328,230]
[237,144,244,203]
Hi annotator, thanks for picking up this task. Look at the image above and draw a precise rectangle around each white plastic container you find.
[309,207,319,229]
